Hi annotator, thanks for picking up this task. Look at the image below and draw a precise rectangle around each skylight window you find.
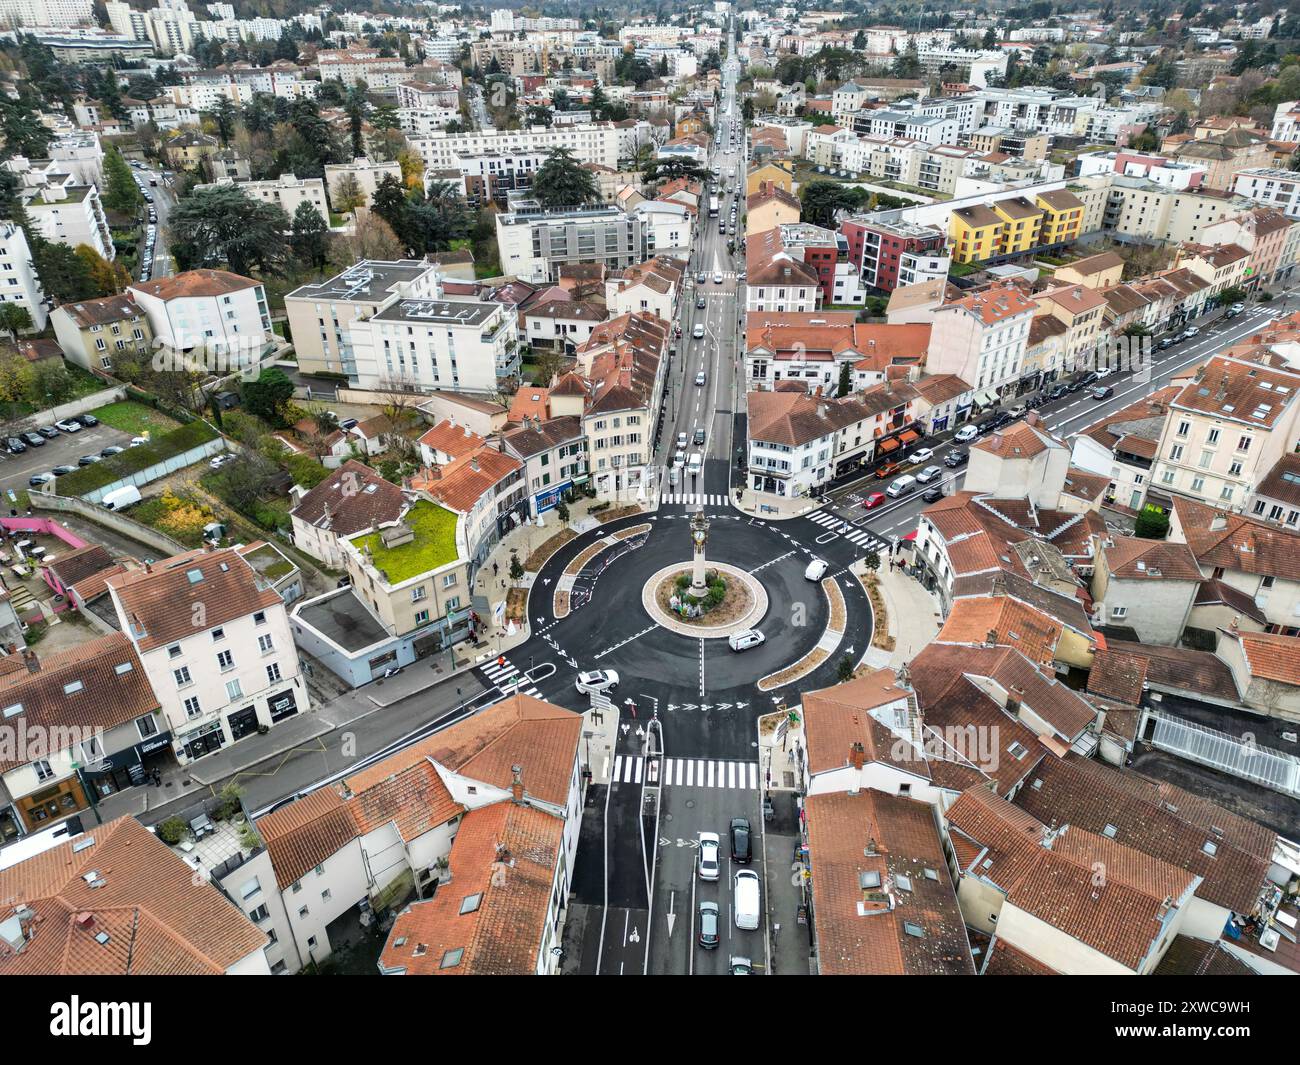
[859,871,881,890]
[114,662,133,674]
[1102,824,1118,838]
[459,893,483,914]
[2,703,21,718]
[440,947,464,969]
[903,922,925,938]
[895,874,913,892]
[923,868,939,881]
[186,568,204,584]
[63,681,83,695]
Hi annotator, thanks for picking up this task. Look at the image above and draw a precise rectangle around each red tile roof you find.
[0,817,265,975]
[131,268,259,300]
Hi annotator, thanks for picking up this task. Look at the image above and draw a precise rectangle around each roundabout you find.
[642,560,767,637]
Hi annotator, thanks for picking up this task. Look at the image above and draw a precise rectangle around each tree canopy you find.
[169,184,292,277]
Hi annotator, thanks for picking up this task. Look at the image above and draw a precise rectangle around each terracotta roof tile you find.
[801,670,927,778]
[805,790,975,975]
[0,817,265,974]
[290,459,407,538]
[256,787,359,889]
[130,268,258,301]
[1238,630,1300,686]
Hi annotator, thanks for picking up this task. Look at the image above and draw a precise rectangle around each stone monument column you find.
[689,508,710,595]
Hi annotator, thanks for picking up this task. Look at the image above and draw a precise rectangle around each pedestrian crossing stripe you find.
[612,756,760,790]
[805,510,886,551]
[481,658,541,698]
[662,493,730,506]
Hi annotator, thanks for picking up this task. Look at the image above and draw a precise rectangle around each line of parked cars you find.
[132,168,158,280]
[7,412,99,458]
[697,818,758,951]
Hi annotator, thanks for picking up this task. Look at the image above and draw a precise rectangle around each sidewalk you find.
[856,554,942,670]
[732,486,821,520]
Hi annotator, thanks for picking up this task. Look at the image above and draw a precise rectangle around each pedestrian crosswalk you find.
[612,755,760,790]
[662,492,730,506]
[480,656,541,698]
[805,510,888,551]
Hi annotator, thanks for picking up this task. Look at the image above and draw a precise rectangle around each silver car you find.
[915,465,942,485]
[698,832,721,881]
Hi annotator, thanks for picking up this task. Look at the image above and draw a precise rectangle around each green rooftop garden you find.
[350,499,460,584]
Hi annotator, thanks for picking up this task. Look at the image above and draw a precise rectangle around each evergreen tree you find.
[290,202,330,268]
[530,147,599,209]
[168,184,291,277]
[101,148,142,216]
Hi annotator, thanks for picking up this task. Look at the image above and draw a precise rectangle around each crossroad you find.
[804,509,890,551]
[612,755,760,790]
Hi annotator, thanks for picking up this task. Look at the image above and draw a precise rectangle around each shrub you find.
[216,782,244,821]
[157,817,188,845]
[1134,506,1170,540]
[675,573,691,590]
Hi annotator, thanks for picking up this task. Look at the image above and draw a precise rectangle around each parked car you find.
[874,460,901,479]
[698,900,720,949]
[101,485,141,511]
[728,629,765,652]
[21,432,44,447]
[1094,365,1114,379]
[77,454,100,466]
[129,436,148,447]
[698,832,721,881]
[921,486,944,503]
[100,445,125,457]
[5,437,25,453]
[915,465,942,485]
[1158,337,1175,350]
[1048,383,1071,398]
[575,669,619,695]
[734,869,761,930]
[51,464,76,476]
[1092,384,1114,400]
[54,419,81,433]
[730,817,752,864]
[1182,326,1200,340]
[37,425,58,439]
[944,449,968,468]
[28,473,53,487]
[909,447,934,464]
[209,454,233,470]
[953,424,979,444]
[862,491,886,509]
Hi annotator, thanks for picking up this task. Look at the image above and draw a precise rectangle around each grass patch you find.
[56,420,219,497]
[90,399,181,436]
[348,498,459,583]
[949,260,978,278]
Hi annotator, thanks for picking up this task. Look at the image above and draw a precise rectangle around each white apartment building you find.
[46,131,104,186]
[194,174,329,225]
[105,0,148,39]
[128,269,272,360]
[917,46,1007,88]
[928,285,1036,396]
[183,66,321,111]
[854,110,958,146]
[348,289,520,394]
[21,179,114,262]
[495,202,647,284]
[1272,100,1300,143]
[408,123,620,173]
[316,48,409,89]
[1233,168,1300,220]
[0,223,47,331]
[107,546,310,767]
[0,0,91,28]
[285,259,440,382]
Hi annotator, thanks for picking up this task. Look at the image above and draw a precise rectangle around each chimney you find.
[144,561,152,574]
[510,764,525,805]
[471,455,480,472]
[22,649,39,673]
[74,912,94,930]
[849,741,867,771]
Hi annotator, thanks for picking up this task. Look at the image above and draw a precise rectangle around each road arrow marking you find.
[667,891,676,938]
[542,578,552,586]
[680,703,698,711]
[715,702,732,711]
[735,701,747,709]
[660,837,672,846]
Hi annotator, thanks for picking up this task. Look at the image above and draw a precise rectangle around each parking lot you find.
[0,420,138,498]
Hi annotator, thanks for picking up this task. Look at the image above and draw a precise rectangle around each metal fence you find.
[1144,709,1300,798]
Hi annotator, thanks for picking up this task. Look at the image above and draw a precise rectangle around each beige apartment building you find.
[1174,242,1249,300]
[1032,284,1109,371]
[1151,355,1300,512]
[1071,174,1250,245]
[194,173,329,224]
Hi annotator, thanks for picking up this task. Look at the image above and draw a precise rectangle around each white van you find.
[687,452,703,476]
[885,475,917,499]
[100,485,142,511]
[734,869,761,930]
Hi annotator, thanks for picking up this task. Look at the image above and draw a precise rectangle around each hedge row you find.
[56,419,220,496]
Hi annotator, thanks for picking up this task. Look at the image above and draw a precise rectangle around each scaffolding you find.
[1142,709,1300,798]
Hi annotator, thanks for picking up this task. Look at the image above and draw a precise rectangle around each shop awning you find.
[898,428,920,445]
[876,437,901,452]
[974,389,998,406]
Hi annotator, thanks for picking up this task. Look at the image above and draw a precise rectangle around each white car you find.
[728,629,765,652]
[209,453,233,470]
[713,272,723,284]
[673,450,686,468]
[804,558,828,581]
[575,669,619,695]
[909,447,934,464]
[54,419,81,433]
[915,465,942,485]
[677,431,688,450]
[954,424,979,444]
[1094,365,1114,379]
[129,436,148,447]
[693,323,705,339]
[698,832,721,881]
[695,371,707,386]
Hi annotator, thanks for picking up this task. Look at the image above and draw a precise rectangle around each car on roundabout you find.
[575,669,619,695]
[728,630,765,651]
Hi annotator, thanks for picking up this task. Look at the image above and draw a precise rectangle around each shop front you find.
[180,720,226,762]
[533,480,574,516]
[268,688,299,724]
[227,705,260,742]
[17,776,89,832]
[80,732,173,799]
